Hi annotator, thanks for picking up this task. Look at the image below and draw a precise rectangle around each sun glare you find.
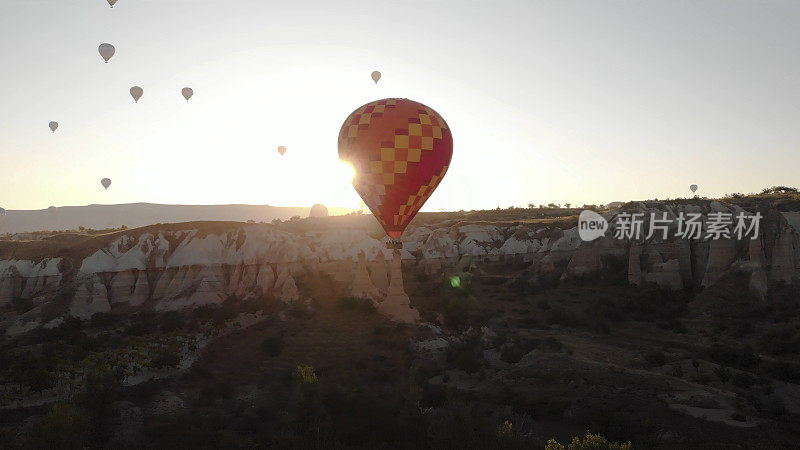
[339,162,355,183]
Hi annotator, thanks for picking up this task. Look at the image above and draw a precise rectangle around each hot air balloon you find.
[182,87,193,102]
[690,184,698,193]
[107,0,118,7]
[99,43,115,63]
[371,71,381,84]
[130,86,143,103]
[49,121,58,133]
[101,178,112,190]
[338,98,453,243]
[278,146,286,156]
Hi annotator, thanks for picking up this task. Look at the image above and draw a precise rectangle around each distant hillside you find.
[0,203,355,234]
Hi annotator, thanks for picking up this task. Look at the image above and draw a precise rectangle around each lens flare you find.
[449,276,461,288]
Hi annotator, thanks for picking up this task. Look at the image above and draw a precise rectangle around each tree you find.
[564,203,571,208]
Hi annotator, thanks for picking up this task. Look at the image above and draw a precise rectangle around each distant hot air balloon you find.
[690,184,698,193]
[278,146,286,156]
[338,98,453,243]
[371,71,381,84]
[101,178,112,190]
[99,43,115,63]
[182,87,193,102]
[49,121,58,133]
[107,0,118,7]
[130,86,143,103]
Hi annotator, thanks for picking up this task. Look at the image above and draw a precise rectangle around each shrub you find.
[495,420,513,439]
[732,372,756,389]
[501,338,539,364]
[760,327,800,355]
[12,298,35,314]
[545,432,632,450]
[90,312,121,328]
[336,297,376,314]
[714,365,732,384]
[764,360,800,383]
[150,345,182,369]
[31,403,91,449]
[159,311,183,333]
[443,297,471,329]
[542,337,563,352]
[261,333,285,357]
[193,304,217,321]
[446,338,484,374]
[643,350,666,367]
[294,365,319,386]
[708,344,760,368]
[752,395,788,419]
[288,302,313,319]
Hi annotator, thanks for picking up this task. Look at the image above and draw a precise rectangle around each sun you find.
[339,161,355,183]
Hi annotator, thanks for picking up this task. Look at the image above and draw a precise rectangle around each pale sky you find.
[1,0,799,211]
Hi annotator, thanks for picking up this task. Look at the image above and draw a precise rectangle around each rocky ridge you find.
[1,201,798,335]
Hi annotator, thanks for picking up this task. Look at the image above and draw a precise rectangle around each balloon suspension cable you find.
[386,239,403,250]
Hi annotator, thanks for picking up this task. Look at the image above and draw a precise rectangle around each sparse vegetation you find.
[546,432,632,450]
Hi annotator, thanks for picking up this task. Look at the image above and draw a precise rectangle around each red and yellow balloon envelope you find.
[338,98,453,242]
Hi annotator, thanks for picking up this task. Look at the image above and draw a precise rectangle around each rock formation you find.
[1,201,799,334]
[377,250,419,324]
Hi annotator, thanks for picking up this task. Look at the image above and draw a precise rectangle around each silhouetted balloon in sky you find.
[182,87,193,101]
[338,98,453,240]
[278,146,286,156]
[48,121,58,133]
[371,71,381,84]
[101,178,112,190]
[107,0,118,7]
[130,86,143,103]
[98,43,115,63]
[690,184,698,193]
